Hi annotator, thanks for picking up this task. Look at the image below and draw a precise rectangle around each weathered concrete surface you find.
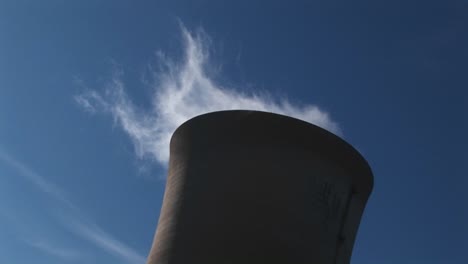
[146,110,373,264]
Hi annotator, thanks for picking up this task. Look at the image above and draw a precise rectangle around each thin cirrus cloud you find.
[0,148,74,209]
[75,26,340,167]
[65,219,146,264]
[25,239,81,261]
[0,149,145,264]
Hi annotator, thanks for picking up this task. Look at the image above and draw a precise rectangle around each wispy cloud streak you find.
[0,149,73,209]
[26,239,81,260]
[0,149,145,264]
[75,26,340,166]
[67,220,146,264]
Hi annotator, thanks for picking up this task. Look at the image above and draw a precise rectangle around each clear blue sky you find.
[0,1,467,263]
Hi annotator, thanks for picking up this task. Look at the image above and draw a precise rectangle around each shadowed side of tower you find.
[146,110,373,264]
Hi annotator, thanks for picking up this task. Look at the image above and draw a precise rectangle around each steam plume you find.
[75,26,340,166]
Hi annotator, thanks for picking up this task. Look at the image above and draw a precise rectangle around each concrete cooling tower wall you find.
[146,110,374,264]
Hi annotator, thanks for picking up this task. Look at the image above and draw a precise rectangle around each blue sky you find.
[0,0,467,263]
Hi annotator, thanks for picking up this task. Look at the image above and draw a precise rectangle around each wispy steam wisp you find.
[75,27,340,166]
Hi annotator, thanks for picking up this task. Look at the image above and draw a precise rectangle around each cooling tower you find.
[146,110,373,264]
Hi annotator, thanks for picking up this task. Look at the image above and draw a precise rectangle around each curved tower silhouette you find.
[146,110,373,264]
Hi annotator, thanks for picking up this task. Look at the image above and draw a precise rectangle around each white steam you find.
[75,27,340,166]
